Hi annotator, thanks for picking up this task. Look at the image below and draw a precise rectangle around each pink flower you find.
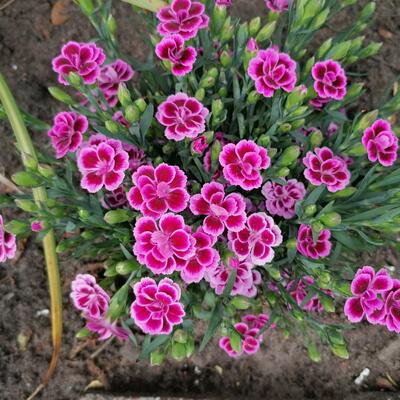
[228,212,282,266]
[192,135,208,155]
[48,112,88,159]
[205,257,262,298]
[265,0,288,13]
[242,313,275,331]
[303,147,350,193]
[216,0,232,6]
[86,318,129,341]
[178,228,220,284]
[262,179,306,219]
[219,140,270,190]
[327,122,338,138]
[70,274,110,319]
[344,266,393,324]
[77,137,129,193]
[130,277,185,335]
[362,119,398,167]
[52,41,105,85]
[112,111,130,128]
[297,224,332,259]
[122,142,147,172]
[219,321,261,358]
[0,215,16,263]
[98,59,134,107]
[309,96,331,111]
[157,0,209,40]
[189,181,246,236]
[155,35,197,77]
[133,213,196,275]
[288,276,332,312]
[101,186,128,209]
[312,60,347,100]
[128,164,189,219]
[246,38,258,52]
[31,221,44,232]
[156,93,209,141]
[248,48,297,98]
[382,279,400,333]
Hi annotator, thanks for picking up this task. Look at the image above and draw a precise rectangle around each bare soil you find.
[1,1,400,399]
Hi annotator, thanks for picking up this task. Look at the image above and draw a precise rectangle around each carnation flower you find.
[156,93,209,141]
[228,212,282,266]
[98,59,134,107]
[48,111,88,159]
[77,137,129,193]
[382,279,400,333]
[128,163,189,219]
[205,257,262,298]
[312,60,347,100]
[112,111,130,128]
[265,0,288,13]
[101,186,128,209]
[246,38,258,52]
[248,48,297,98]
[133,213,196,275]
[215,0,232,6]
[309,96,331,111]
[157,0,209,40]
[192,135,208,155]
[86,318,129,341]
[52,41,105,85]
[177,228,220,284]
[219,321,261,358]
[362,119,398,167]
[262,179,306,219]
[297,224,332,259]
[0,215,16,263]
[155,35,197,77]
[344,266,393,324]
[303,147,350,193]
[122,142,147,172]
[219,140,270,190]
[70,274,110,319]
[189,181,246,236]
[242,313,273,330]
[130,277,185,335]
[31,221,44,232]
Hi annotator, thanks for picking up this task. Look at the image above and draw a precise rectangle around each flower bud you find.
[221,20,234,42]
[307,342,321,363]
[199,76,216,89]
[76,0,94,15]
[347,143,367,156]
[162,143,174,155]
[134,98,147,113]
[220,50,232,67]
[15,199,38,212]
[249,17,261,36]
[285,86,307,110]
[276,167,290,178]
[212,4,227,32]
[268,267,282,280]
[279,123,292,133]
[12,171,43,188]
[309,8,329,30]
[124,104,141,123]
[358,42,382,59]
[231,296,250,310]
[67,72,82,87]
[194,88,205,101]
[302,56,315,80]
[320,212,342,227]
[349,36,365,53]
[81,230,96,239]
[312,221,324,233]
[268,147,277,158]
[212,99,224,119]
[173,329,188,344]
[341,0,357,5]
[327,40,351,61]
[171,341,187,361]
[38,164,55,178]
[117,83,132,107]
[104,209,131,224]
[256,21,276,42]
[218,87,228,97]
[247,90,261,105]
[330,343,349,359]
[309,130,323,148]
[291,118,306,130]
[279,145,301,166]
[185,337,195,358]
[150,349,165,366]
[48,87,75,105]
[107,14,117,35]
[105,120,120,134]
[360,2,376,22]
[293,310,303,321]
[316,38,332,59]
[115,259,140,275]
[257,135,270,148]
[304,205,317,217]
[78,209,90,221]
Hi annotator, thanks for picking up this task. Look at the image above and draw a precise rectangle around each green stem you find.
[0,73,62,386]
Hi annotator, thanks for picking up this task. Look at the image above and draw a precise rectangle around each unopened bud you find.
[279,145,301,166]
[310,130,323,148]
[249,17,261,36]
[5,220,29,235]
[77,0,94,15]
[317,38,332,59]
[171,341,187,361]
[199,76,216,89]
[320,212,342,227]
[124,104,141,123]
[67,72,82,87]
[134,98,147,113]
[173,329,188,344]
[220,50,232,67]
[115,259,140,275]
[12,171,42,188]
[360,2,376,22]
[256,21,276,42]
[107,14,117,34]
[347,143,367,156]
[104,209,131,224]
[257,135,270,148]
[358,42,382,59]
[212,99,224,119]
[231,296,250,310]
[247,90,261,104]
[105,120,120,134]
[195,88,205,101]
[276,167,290,178]
[150,350,165,366]
[117,83,132,107]
[218,87,228,97]
[304,205,317,217]
[327,40,351,61]
[312,221,324,233]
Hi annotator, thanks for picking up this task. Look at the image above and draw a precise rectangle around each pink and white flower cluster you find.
[0,215,16,263]
[344,266,400,333]
[70,274,128,340]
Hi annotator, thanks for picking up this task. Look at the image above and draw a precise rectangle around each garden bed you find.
[1,1,400,399]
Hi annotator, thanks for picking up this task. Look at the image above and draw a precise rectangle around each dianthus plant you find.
[2,0,400,364]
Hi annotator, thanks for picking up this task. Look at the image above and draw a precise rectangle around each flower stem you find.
[0,73,62,387]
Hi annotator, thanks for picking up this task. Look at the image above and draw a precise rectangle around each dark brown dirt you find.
[1,1,400,400]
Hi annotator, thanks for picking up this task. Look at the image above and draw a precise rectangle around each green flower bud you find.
[212,3,227,32]
[173,329,188,344]
[256,21,276,42]
[291,118,305,130]
[218,87,228,97]
[317,38,332,59]
[77,0,94,15]
[307,342,321,363]
[150,349,165,366]
[269,267,282,280]
[285,86,307,110]
[117,83,132,107]
[199,76,216,89]
[221,22,234,42]
[318,271,331,286]
[286,238,297,249]
[327,40,351,61]
[107,14,117,35]
[149,34,159,47]
[309,8,329,30]
[162,142,174,155]
[207,67,219,79]
[76,327,91,339]
[312,221,324,233]
[247,90,261,105]
[12,171,43,188]
[81,230,96,240]
[171,341,187,361]
[268,147,277,158]
[310,130,323,148]
[48,87,75,105]
[78,209,90,220]
[231,296,250,310]
[104,209,131,224]
[257,135,270,148]
[360,2,376,21]
[304,205,317,217]
[330,343,349,359]
[358,42,382,59]
[115,259,140,275]
[38,164,55,178]
[249,17,261,36]
[105,120,120,134]
[211,139,222,172]
[134,98,147,113]
[276,167,290,178]
[279,146,301,166]
[185,337,195,358]
[195,88,205,101]
[154,156,163,166]
[107,284,130,320]
[220,50,232,67]
[341,0,357,5]
[347,143,367,156]
[15,199,38,212]
[205,131,214,143]
[5,220,30,235]
[266,291,277,305]
[320,212,342,227]
[302,56,315,80]
[124,104,141,123]
[279,123,292,133]
[349,36,365,53]
[212,99,224,119]
[320,295,335,312]
[67,72,82,87]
